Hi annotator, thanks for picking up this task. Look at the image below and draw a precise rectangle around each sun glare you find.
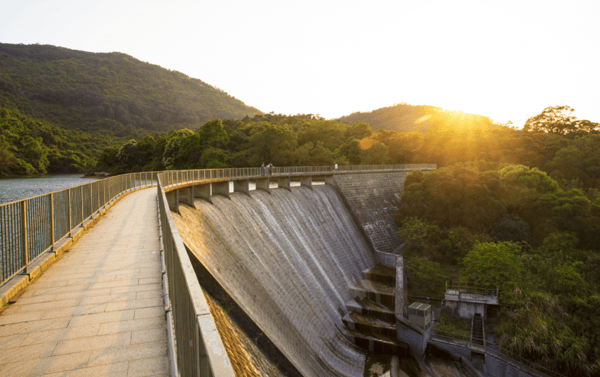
[415,115,432,124]
[358,138,376,151]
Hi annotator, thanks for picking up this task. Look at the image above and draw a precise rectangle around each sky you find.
[1,0,599,127]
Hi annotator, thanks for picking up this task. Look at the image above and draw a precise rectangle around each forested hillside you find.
[336,103,497,133]
[394,106,600,376]
[0,107,105,175]
[0,43,261,138]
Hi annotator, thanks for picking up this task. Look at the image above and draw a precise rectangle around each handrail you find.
[1,163,436,376]
[158,164,436,191]
[157,175,235,377]
[446,281,498,297]
[154,163,435,375]
[431,330,565,377]
[0,172,158,286]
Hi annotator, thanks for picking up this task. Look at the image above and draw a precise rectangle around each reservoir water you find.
[0,175,97,204]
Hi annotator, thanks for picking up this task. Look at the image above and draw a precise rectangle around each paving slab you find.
[0,188,170,376]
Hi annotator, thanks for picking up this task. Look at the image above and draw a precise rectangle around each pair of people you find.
[261,162,274,176]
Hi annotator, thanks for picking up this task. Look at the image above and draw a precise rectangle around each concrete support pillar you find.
[255,178,270,193]
[194,183,211,203]
[212,181,230,199]
[323,174,337,187]
[300,176,312,189]
[277,176,291,191]
[166,190,179,213]
[179,186,196,209]
[233,179,250,196]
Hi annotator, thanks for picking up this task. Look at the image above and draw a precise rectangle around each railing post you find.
[21,201,29,274]
[81,186,84,224]
[68,189,72,237]
[50,193,55,253]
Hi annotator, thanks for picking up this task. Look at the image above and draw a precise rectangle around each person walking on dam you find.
[333,161,338,173]
[267,163,273,176]
[261,162,266,176]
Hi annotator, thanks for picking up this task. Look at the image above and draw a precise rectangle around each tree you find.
[344,121,373,140]
[247,124,297,166]
[460,242,524,305]
[297,121,347,152]
[523,106,599,135]
[499,164,559,220]
[398,164,506,232]
[197,119,229,149]
[338,139,362,165]
[360,143,390,165]
[546,134,600,189]
[116,139,143,170]
[405,257,447,298]
[162,129,194,169]
[294,141,334,166]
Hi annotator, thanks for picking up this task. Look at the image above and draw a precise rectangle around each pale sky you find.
[1,0,599,127]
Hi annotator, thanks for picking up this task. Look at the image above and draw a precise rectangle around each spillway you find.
[173,185,377,376]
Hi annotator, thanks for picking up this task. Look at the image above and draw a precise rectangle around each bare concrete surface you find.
[0,188,169,377]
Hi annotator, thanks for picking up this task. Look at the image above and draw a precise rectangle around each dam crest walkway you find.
[0,188,169,377]
[0,164,436,377]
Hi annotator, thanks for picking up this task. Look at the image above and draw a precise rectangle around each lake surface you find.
[0,175,98,205]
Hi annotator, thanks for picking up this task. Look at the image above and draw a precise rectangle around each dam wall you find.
[173,186,376,377]
[333,172,410,254]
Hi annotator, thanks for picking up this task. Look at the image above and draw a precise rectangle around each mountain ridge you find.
[335,102,498,133]
[0,43,261,137]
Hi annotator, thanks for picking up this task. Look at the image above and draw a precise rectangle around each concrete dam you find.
[171,171,467,376]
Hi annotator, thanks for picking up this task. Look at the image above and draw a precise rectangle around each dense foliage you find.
[0,43,260,138]
[395,108,600,376]
[0,107,105,175]
[93,113,396,174]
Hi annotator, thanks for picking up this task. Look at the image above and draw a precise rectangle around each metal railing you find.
[154,163,435,376]
[1,163,435,376]
[445,281,498,298]
[159,163,436,190]
[0,172,157,286]
[157,175,235,377]
[431,330,565,377]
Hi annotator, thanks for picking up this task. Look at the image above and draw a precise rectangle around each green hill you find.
[1,106,106,176]
[0,43,261,137]
[336,103,497,132]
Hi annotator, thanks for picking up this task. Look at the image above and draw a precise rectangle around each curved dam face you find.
[173,185,376,377]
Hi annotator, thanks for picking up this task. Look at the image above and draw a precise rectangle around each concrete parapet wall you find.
[333,171,410,253]
[179,186,195,208]
[194,183,211,202]
[255,178,270,192]
[212,181,230,198]
[277,176,291,190]
[233,179,250,195]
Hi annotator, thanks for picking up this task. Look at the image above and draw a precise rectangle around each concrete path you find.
[0,188,169,377]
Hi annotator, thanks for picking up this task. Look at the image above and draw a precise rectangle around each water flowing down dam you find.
[174,185,376,376]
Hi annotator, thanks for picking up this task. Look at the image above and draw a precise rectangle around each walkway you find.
[0,188,169,377]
